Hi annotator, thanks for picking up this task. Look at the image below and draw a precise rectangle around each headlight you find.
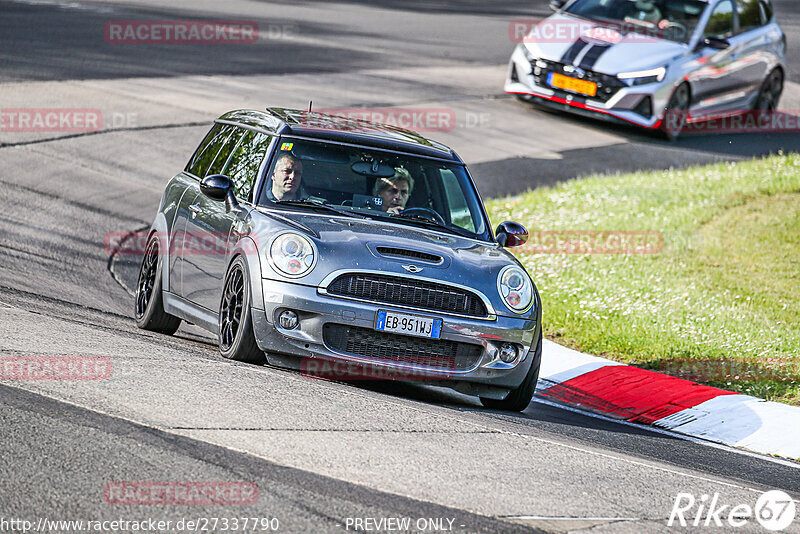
[497,265,533,313]
[617,66,667,86]
[268,232,317,278]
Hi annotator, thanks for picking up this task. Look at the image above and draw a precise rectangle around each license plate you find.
[548,72,598,97]
[375,310,442,339]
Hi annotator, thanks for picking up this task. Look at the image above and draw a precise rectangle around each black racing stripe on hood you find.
[560,38,590,65]
[578,43,612,70]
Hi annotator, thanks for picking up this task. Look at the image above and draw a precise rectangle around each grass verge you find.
[486,153,800,404]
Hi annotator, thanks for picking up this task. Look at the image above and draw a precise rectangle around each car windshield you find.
[565,0,706,44]
[257,138,491,240]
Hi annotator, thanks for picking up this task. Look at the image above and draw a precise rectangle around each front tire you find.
[135,234,181,334]
[660,83,690,141]
[219,256,265,364]
[480,329,543,412]
[754,68,784,112]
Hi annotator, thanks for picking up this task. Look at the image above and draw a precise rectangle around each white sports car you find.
[505,0,786,138]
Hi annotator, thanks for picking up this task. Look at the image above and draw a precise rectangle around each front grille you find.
[532,59,627,104]
[375,246,443,265]
[323,324,483,371]
[325,273,488,317]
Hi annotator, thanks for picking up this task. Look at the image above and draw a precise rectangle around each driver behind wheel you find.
[629,0,662,23]
[373,167,414,214]
[267,152,308,201]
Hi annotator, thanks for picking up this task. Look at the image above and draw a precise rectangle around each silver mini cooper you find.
[506,0,786,139]
[135,108,542,411]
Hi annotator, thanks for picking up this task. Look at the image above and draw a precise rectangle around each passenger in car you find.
[267,152,308,201]
[373,167,414,214]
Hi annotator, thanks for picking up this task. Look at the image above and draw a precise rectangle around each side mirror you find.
[549,0,568,11]
[200,174,240,212]
[200,174,232,201]
[495,221,528,248]
[697,36,730,51]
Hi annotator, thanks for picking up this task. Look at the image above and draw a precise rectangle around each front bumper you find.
[251,278,539,390]
[505,44,672,130]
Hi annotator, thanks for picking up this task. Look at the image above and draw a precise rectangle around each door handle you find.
[188,204,201,219]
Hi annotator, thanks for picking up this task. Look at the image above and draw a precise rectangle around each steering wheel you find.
[396,207,446,226]
[660,20,687,39]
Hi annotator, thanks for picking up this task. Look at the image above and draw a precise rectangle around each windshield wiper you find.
[390,213,476,239]
[275,199,366,219]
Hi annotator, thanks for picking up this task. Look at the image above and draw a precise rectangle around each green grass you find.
[486,154,800,404]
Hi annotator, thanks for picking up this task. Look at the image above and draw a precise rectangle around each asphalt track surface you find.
[1,1,799,533]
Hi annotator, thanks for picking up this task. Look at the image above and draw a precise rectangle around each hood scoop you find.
[375,246,444,265]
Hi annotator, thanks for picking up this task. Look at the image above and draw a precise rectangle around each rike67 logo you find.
[669,490,796,531]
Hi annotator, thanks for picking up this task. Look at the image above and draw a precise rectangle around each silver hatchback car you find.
[505,0,786,138]
[135,108,542,411]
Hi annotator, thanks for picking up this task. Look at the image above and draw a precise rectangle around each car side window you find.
[222,130,272,202]
[440,169,475,232]
[737,0,764,32]
[185,123,236,179]
[759,0,772,22]
[206,126,243,177]
[704,0,735,39]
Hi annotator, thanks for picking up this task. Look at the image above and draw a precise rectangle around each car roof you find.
[215,108,460,161]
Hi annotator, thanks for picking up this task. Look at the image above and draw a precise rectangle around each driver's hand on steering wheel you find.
[387,206,405,215]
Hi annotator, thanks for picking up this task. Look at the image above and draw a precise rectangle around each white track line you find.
[532,396,800,472]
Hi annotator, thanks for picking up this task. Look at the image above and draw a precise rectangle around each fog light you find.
[499,343,518,363]
[278,310,299,330]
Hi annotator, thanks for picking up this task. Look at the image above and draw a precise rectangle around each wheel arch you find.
[227,236,264,311]
[148,213,172,293]
[662,79,693,118]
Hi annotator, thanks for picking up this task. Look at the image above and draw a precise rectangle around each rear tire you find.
[660,83,690,141]
[219,256,265,364]
[480,329,543,412]
[135,234,181,335]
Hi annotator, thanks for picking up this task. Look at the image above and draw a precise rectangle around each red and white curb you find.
[536,340,800,461]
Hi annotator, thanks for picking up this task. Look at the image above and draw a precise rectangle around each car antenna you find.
[308,100,313,112]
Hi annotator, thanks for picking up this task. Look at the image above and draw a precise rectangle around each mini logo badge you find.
[402,265,423,273]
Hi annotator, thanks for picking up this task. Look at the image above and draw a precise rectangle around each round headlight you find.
[269,233,317,278]
[498,265,533,313]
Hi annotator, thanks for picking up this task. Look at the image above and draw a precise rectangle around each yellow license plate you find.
[548,72,597,97]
